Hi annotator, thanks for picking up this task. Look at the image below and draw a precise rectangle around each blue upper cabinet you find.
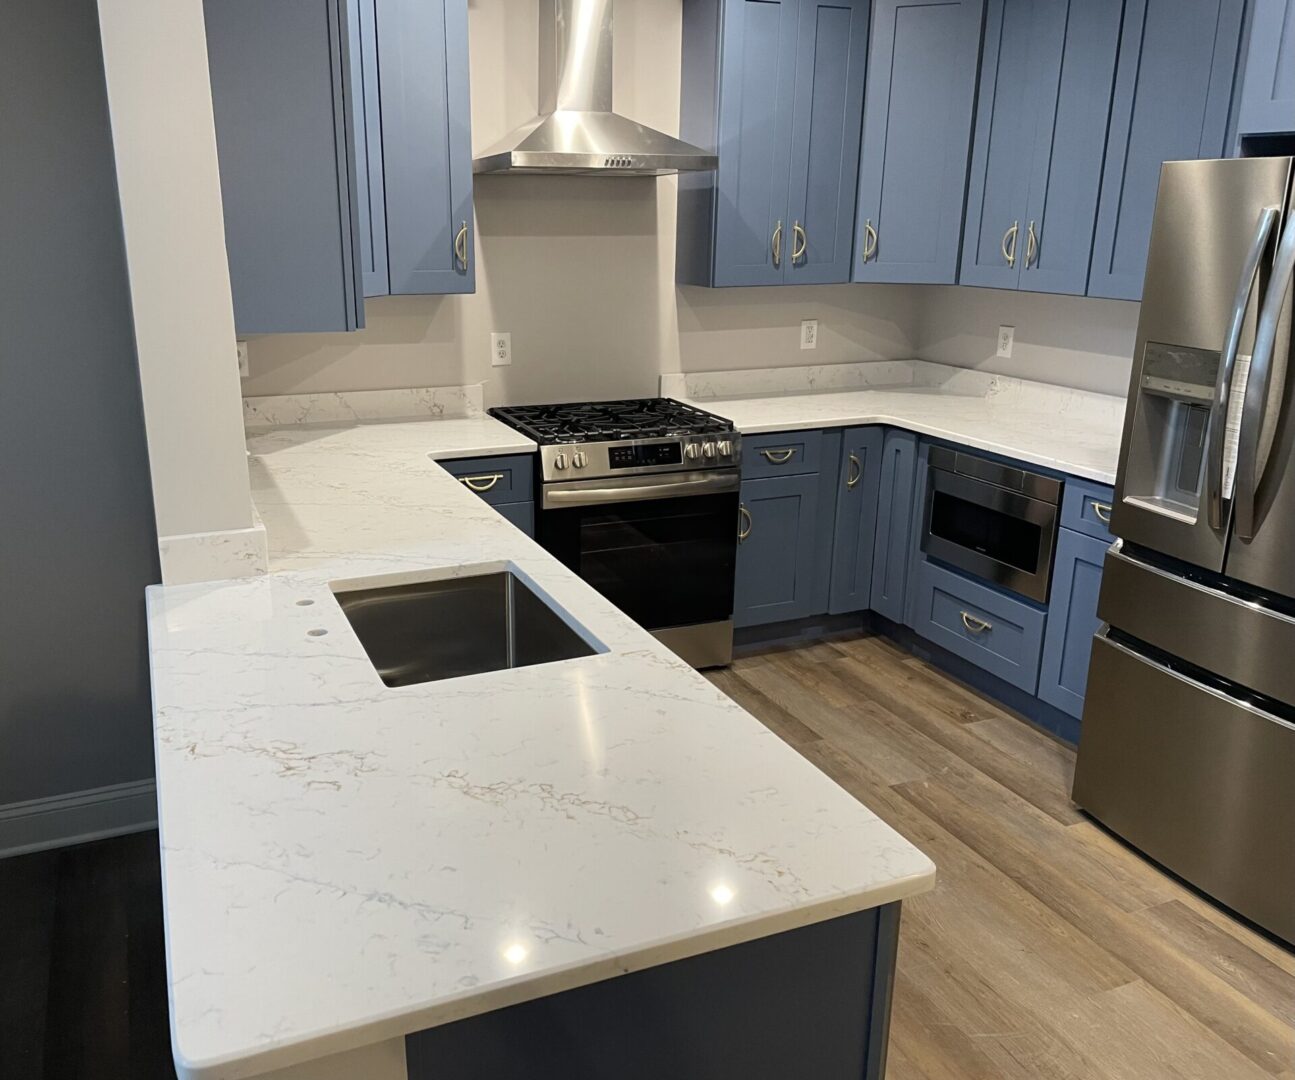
[205,0,365,334]
[1236,0,1295,139]
[961,0,1121,295]
[677,0,868,287]
[852,0,984,285]
[1088,0,1245,301]
[350,0,475,298]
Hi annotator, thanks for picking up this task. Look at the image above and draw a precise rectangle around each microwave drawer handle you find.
[759,448,797,464]
[1091,500,1112,524]
[461,473,503,492]
[960,611,992,634]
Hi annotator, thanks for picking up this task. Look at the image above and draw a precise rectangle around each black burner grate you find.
[490,398,734,444]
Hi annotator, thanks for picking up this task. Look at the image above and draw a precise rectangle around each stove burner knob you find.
[684,443,701,461]
[554,452,568,471]
[717,439,733,457]
[702,441,717,459]
[573,451,588,469]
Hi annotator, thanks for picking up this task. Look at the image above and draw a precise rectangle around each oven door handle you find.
[542,471,741,509]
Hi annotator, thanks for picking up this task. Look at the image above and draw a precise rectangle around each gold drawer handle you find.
[846,453,862,489]
[960,611,992,634]
[1091,501,1112,524]
[461,473,503,493]
[738,504,752,542]
[759,448,796,464]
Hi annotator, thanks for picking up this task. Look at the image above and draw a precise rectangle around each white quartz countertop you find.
[148,413,936,1079]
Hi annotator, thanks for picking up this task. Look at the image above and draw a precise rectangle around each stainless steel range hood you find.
[472,0,717,177]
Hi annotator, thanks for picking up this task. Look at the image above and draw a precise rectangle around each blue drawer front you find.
[741,430,823,477]
[1061,477,1115,541]
[912,560,1046,693]
[494,500,534,537]
[439,454,534,505]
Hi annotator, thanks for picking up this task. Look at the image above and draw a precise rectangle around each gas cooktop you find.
[490,398,740,482]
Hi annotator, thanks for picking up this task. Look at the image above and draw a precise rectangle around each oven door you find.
[538,471,740,639]
[922,466,1058,602]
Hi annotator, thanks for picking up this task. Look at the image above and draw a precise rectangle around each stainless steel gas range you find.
[490,398,741,668]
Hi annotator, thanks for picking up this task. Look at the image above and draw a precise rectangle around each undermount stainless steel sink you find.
[334,571,597,687]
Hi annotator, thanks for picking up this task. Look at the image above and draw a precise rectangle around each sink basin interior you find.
[334,570,599,687]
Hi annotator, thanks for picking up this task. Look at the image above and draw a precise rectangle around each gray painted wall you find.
[1,0,160,825]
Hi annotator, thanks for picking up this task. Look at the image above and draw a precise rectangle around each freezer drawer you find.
[1074,631,1295,944]
[1099,542,1295,706]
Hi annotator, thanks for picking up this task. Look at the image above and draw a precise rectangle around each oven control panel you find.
[608,442,683,469]
[539,434,741,482]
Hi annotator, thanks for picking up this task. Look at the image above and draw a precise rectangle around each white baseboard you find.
[0,778,158,859]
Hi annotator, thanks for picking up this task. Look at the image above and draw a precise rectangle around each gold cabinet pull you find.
[846,453,862,489]
[455,220,469,269]
[738,504,753,542]
[1001,221,1019,268]
[861,218,878,263]
[759,448,796,464]
[1091,500,1112,524]
[461,473,502,492]
[1025,220,1037,268]
[960,611,993,634]
[772,220,783,267]
[791,221,807,263]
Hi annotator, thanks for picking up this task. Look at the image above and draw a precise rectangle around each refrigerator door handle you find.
[1236,206,1295,540]
[1207,206,1280,529]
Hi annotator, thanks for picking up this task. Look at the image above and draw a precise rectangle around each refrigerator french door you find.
[1074,157,1295,944]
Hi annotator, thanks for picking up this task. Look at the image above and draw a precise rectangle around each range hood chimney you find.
[472,0,718,176]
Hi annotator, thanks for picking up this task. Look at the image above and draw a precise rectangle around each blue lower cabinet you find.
[911,559,1046,693]
[439,455,535,535]
[828,427,884,613]
[736,473,826,627]
[869,430,918,623]
[494,501,535,538]
[1037,528,1109,718]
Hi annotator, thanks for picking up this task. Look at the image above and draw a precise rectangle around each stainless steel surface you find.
[922,446,1059,603]
[1025,220,1037,268]
[737,503,752,542]
[454,221,469,269]
[542,468,740,509]
[459,473,503,492]
[1111,157,1294,570]
[759,447,797,465]
[1206,205,1279,528]
[792,221,807,263]
[959,611,991,634]
[772,220,783,268]
[474,0,717,175]
[1001,221,1018,267]
[861,219,877,262]
[537,432,741,482]
[1100,541,1295,705]
[846,453,862,489]
[1074,630,1295,944]
[653,619,733,669]
[334,571,597,687]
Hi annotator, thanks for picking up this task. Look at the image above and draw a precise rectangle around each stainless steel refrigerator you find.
[1074,157,1295,945]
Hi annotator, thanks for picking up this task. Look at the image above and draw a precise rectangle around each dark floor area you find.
[1,831,175,1080]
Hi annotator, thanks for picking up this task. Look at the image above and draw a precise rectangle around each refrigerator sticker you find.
[1221,353,1251,501]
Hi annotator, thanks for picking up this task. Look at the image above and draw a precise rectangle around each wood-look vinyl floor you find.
[707,631,1295,1080]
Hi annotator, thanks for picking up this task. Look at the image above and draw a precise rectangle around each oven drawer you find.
[1061,477,1115,541]
[439,454,534,505]
[741,430,823,477]
[912,560,1046,693]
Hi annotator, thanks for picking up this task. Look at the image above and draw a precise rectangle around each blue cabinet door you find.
[828,427,884,613]
[852,0,985,284]
[349,0,389,297]
[1088,0,1245,301]
[1018,0,1122,296]
[205,0,364,334]
[1038,528,1109,719]
[713,0,800,287]
[736,473,822,627]
[784,0,870,285]
[1236,0,1295,137]
[869,430,918,623]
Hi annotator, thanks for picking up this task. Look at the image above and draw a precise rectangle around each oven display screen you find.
[608,442,683,469]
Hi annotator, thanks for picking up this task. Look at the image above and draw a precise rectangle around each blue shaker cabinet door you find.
[713,0,800,287]
[205,0,364,334]
[1017,0,1122,297]
[959,0,1035,290]
[784,0,871,285]
[853,0,985,284]
[828,427,884,614]
[1088,0,1244,301]
[735,473,822,627]
[1038,528,1110,719]
[376,0,475,295]
[349,0,389,297]
[869,430,918,623]
[1236,0,1295,138]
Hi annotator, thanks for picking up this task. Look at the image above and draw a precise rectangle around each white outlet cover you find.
[491,332,512,367]
[996,325,1015,359]
[800,319,819,350]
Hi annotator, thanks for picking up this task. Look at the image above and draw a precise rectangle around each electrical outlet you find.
[236,340,250,378]
[491,332,512,367]
[800,319,818,350]
[996,325,1015,359]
